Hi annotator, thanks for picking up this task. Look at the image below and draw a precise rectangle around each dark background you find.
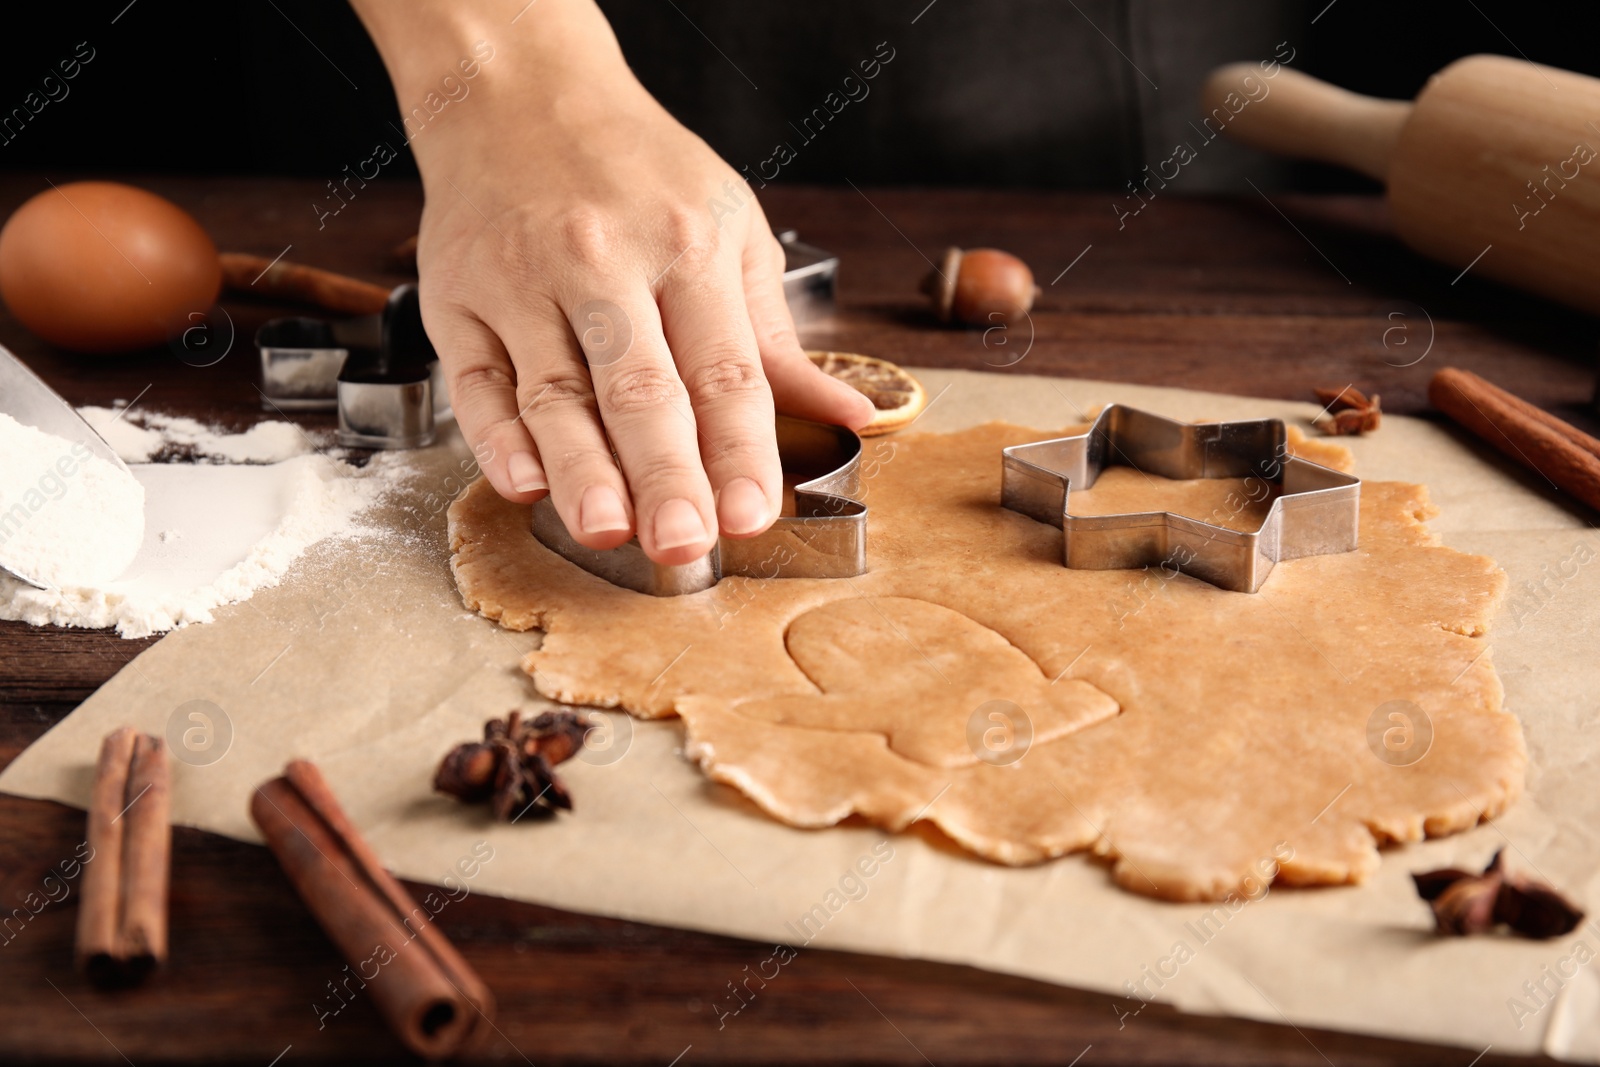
[0,0,1596,191]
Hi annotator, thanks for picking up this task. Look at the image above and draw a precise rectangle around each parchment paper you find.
[4,369,1597,1060]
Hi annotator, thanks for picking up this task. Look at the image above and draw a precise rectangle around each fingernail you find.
[717,477,771,535]
[653,498,709,550]
[579,486,630,533]
[507,452,546,493]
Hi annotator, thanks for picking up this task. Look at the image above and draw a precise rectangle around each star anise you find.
[1412,849,1584,939]
[1312,385,1382,436]
[434,710,590,821]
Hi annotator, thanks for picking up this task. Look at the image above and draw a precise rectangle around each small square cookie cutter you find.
[256,284,447,449]
[530,416,866,596]
[1002,405,1360,593]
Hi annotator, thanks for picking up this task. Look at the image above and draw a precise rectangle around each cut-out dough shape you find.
[751,596,1119,768]
[448,421,1524,901]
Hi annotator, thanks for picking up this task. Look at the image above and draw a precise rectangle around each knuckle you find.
[684,349,767,401]
[518,372,595,414]
[600,365,686,415]
[625,448,704,492]
[473,418,528,465]
[751,308,799,354]
[705,435,773,476]
[541,446,609,481]
[662,205,713,257]
[557,207,614,264]
[450,363,516,408]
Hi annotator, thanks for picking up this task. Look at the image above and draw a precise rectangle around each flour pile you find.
[0,413,146,588]
[0,409,404,639]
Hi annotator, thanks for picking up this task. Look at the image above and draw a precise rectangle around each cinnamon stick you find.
[75,727,170,986]
[220,252,391,316]
[250,760,494,1059]
[1429,367,1600,512]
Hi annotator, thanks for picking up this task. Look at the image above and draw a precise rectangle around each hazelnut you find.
[921,246,1040,326]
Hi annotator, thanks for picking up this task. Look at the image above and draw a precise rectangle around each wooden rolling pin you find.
[1203,56,1600,314]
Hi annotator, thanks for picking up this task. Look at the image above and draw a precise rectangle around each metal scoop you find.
[0,345,133,589]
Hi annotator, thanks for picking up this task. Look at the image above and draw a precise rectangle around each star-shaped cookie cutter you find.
[531,416,866,596]
[1001,405,1360,593]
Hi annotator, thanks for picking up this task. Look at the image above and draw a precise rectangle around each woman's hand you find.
[353,0,873,565]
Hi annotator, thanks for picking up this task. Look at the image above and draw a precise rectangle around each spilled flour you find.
[0,408,404,638]
[0,413,146,588]
[78,405,322,464]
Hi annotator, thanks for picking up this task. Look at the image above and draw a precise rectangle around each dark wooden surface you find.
[1,174,1590,1065]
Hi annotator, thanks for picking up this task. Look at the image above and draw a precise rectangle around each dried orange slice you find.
[807,351,927,436]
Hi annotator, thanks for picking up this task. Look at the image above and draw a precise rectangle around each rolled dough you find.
[448,420,1523,901]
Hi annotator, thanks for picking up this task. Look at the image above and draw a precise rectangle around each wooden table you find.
[1,175,1588,1065]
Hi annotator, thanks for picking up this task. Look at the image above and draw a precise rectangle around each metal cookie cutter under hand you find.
[531,416,866,596]
[1001,405,1360,593]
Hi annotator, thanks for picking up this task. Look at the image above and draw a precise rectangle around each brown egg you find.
[0,181,221,354]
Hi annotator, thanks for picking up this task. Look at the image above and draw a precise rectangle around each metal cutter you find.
[1002,405,1361,593]
[256,285,446,449]
[529,416,866,596]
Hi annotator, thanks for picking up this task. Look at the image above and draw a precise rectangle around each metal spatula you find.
[0,344,132,589]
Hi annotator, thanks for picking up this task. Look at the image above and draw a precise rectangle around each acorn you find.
[921,246,1040,327]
